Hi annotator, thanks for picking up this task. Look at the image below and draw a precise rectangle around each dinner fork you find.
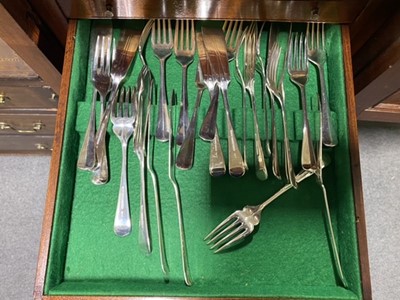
[265,24,297,187]
[287,32,317,171]
[307,23,337,147]
[152,19,173,142]
[77,31,112,173]
[243,22,268,180]
[95,28,141,183]
[174,19,196,146]
[204,165,322,253]
[111,87,136,237]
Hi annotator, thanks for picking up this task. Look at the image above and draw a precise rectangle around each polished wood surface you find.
[33,20,77,300]
[342,25,372,300]
[66,0,367,23]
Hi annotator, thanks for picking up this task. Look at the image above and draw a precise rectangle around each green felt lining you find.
[44,20,362,299]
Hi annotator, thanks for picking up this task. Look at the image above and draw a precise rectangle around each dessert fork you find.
[152,19,173,142]
[174,19,196,145]
[287,32,317,171]
[111,87,136,237]
[307,22,337,147]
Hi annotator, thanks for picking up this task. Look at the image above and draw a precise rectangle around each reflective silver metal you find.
[307,22,338,147]
[287,31,317,171]
[174,19,196,146]
[152,19,173,142]
[67,0,366,24]
[111,87,136,237]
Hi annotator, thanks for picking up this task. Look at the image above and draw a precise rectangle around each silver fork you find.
[111,87,136,237]
[152,19,173,142]
[265,24,297,187]
[77,31,112,173]
[174,19,196,146]
[243,22,268,180]
[204,166,320,253]
[307,23,337,147]
[95,28,141,183]
[287,32,317,171]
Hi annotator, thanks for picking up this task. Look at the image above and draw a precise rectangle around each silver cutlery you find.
[134,67,152,253]
[288,31,317,171]
[204,165,324,253]
[152,19,173,142]
[265,23,297,187]
[77,28,112,173]
[168,91,192,286]
[176,64,205,170]
[255,22,271,158]
[243,22,268,180]
[307,23,337,147]
[111,87,136,237]
[196,32,226,175]
[202,27,245,178]
[139,19,155,66]
[174,19,196,146]
[146,79,169,279]
[223,20,249,171]
[95,28,141,183]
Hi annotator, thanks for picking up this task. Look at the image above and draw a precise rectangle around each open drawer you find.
[34,17,370,300]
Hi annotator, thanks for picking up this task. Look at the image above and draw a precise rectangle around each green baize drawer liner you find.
[45,20,362,299]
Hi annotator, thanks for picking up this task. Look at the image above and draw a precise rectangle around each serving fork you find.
[174,19,196,145]
[111,87,136,237]
[152,19,173,142]
[77,29,112,176]
[307,22,337,147]
[287,32,317,171]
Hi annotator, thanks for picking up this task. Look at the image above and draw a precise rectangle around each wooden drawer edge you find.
[342,26,372,300]
[34,19,77,300]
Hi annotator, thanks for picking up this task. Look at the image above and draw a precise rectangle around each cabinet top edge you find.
[64,0,367,23]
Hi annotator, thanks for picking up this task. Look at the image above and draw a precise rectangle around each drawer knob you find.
[0,121,45,133]
[35,143,52,150]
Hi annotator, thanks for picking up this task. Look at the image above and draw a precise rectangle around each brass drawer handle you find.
[0,92,11,104]
[0,121,45,133]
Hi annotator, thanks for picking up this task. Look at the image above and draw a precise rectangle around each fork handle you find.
[199,85,219,141]
[114,142,132,237]
[138,155,151,253]
[318,66,338,147]
[156,57,170,142]
[176,65,190,146]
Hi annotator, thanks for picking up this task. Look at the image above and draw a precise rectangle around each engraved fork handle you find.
[318,66,338,147]
[269,90,281,179]
[114,141,132,237]
[156,57,170,142]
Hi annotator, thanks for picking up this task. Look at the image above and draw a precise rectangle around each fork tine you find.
[214,228,249,253]
[124,86,130,117]
[204,212,238,241]
[210,224,246,251]
[206,218,240,245]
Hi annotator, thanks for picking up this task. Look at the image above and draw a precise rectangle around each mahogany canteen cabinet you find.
[34,1,372,300]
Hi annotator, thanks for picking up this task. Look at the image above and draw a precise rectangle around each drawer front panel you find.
[0,84,58,109]
[0,134,53,152]
[0,112,56,135]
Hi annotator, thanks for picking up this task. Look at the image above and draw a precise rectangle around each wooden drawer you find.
[0,111,56,136]
[0,134,53,153]
[34,19,370,300]
[0,83,58,110]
